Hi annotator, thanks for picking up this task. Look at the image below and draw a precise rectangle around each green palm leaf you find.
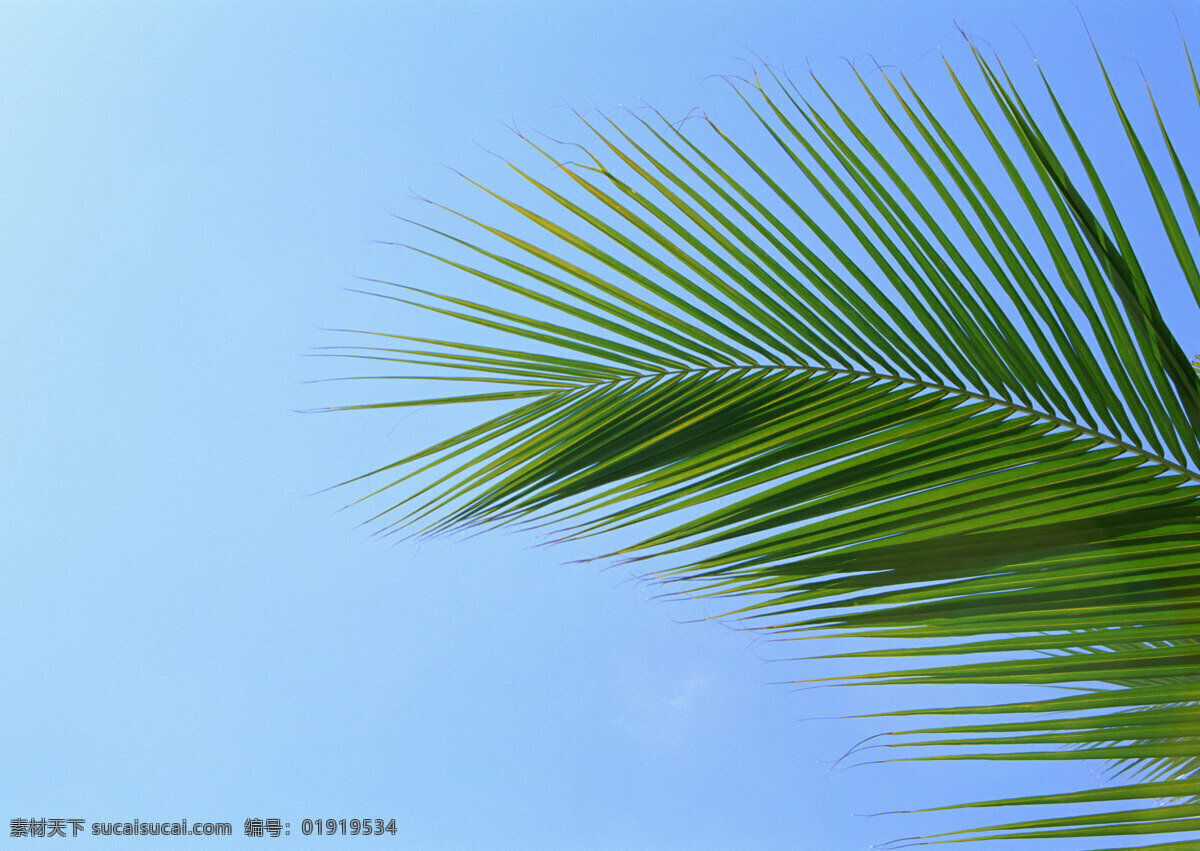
[323,33,1200,846]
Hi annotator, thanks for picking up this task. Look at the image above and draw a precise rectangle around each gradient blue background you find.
[4,2,1198,848]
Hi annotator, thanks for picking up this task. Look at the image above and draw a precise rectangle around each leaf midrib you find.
[554,361,1200,484]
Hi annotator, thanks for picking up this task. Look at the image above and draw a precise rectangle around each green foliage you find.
[324,34,1200,846]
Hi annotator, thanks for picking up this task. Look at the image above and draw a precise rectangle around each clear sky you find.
[4,1,1198,848]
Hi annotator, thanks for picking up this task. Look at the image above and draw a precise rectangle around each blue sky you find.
[4,1,1199,848]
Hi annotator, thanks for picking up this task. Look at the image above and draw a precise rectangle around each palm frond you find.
[323,33,1200,846]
